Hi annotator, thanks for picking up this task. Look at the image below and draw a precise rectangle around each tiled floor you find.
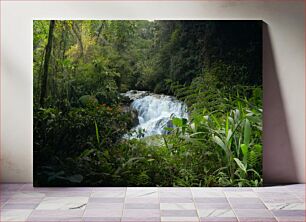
[0,184,304,222]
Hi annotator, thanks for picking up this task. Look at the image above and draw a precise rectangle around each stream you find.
[122,90,188,138]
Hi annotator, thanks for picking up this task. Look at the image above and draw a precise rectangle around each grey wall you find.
[1,1,305,184]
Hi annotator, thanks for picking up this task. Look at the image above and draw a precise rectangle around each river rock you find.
[130,108,139,126]
[121,105,139,127]
[121,90,150,101]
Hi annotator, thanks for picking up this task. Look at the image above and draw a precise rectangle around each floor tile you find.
[228,197,263,204]
[276,218,306,222]
[0,209,32,221]
[159,188,192,198]
[36,196,88,210]
[86,202,123,209]
[252,186,289,193]
[196,202,231,209]
[125,197,159,203]
[26,217,83,221]
[1,191,15,199]
[7,197,44,204]
[89,197,125,203]
[162,216,199,222]
[194,197,228,203]
[44,191,91,197]
[29,209,84,218]
[228,197,267,209]
[200,217,238,222]
[125,203,160,209]
[91,187,126,192]
[237,218,277,222]
[122,209,160,217]
[19,184,38,191]
[229,202,266,209]
[265,202,305,210]
[272,209,305,217]
[257,192,301,203]
[1,196,11,205]
[10,191,45,199]
[285,184,305,190]
[160,197,194,203]
[160,188,191,192]
[198,209,235,217]
[225,191,258,198]
[83,217,121,222]
[122,217,161,222]
[192,190,225,198]
[126,188,158,198]
[223,188,253,191]
[0,183,305,222]
[191,188,223,192]
[161,209,198,217]
[2,203,39,209]
[291,192,305,201]
[160,203,196,210]
[91,189,125,198]
[234,209,274,218]
[83,208,123,217]
[1,184,24,191]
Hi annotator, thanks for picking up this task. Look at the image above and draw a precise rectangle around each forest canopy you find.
[34,20,261,105]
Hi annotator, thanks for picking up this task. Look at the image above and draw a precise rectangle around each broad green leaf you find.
[225,113,229,136]
[172,117,183,127]
[234,109,240,121]
[240,144,248,158]
[211,114,221,128]
[226,129,233,143]
[234,158,247,173]
[213,135,226,152]
[240,143,248,165]
[94,120,100,145]
[243,119,251,146]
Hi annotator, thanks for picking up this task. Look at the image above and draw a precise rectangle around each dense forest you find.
[33,20,262,187]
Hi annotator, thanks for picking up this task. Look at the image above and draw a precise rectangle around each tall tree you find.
[40,20,55,107]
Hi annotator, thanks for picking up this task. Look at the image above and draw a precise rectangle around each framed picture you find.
[33,20,262,187]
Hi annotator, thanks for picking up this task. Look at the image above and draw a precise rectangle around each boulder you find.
[121,90,150,101]
[121,105,139,127]
[130,108,139,126]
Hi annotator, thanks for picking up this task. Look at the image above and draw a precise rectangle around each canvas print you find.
[33,20,262,187]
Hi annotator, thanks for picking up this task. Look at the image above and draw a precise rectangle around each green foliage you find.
[164,69,262,186]
[33,104,134,186]
[79,95,98,107]
[147,21,262,93]
[65,85,262,187]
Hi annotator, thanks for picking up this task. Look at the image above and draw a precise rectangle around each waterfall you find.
[122,90,188,138]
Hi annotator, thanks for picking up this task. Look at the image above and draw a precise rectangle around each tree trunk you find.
[72,22,84,60]
[40,20,55,107]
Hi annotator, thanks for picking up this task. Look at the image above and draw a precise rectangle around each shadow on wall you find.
[263,22,298,185]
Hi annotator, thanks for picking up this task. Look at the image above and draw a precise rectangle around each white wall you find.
[1,1,305,184]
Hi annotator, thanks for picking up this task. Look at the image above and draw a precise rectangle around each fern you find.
[248,144,262,169]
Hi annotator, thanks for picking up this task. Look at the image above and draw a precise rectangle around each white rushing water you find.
[123,90,188,138]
